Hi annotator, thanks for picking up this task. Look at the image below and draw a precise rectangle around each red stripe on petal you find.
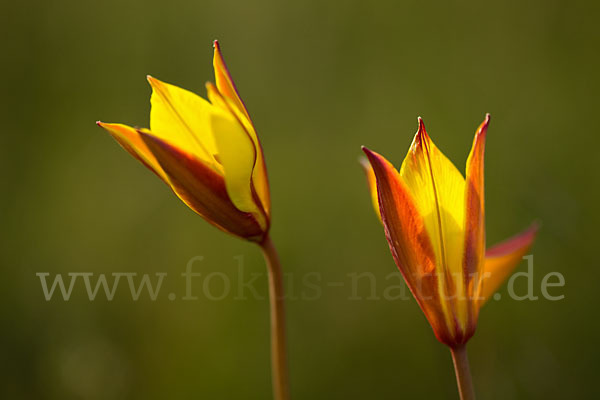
[140,130,266,241]
[463,114,490,302]
[363,146,455,344]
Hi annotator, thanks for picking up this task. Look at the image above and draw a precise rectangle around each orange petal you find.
[138,130,266,241]
[463,114,490,301]
[97,122,168,182]
[481,223,538,303]
[359,156,381,220]
[362,146,455,345]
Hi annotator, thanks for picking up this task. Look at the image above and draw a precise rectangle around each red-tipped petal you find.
[97,122,169,183]
[139,130,266,241]
[464,114,490,299]
[362,146,455,345]
[481,223,539,303]
[209,47,271,217]
[213,40,250,120]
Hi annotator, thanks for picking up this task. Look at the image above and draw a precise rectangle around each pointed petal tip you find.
[418,117,427,133]
[477,113,491,137]
[411,116,428,149]
[487,222,539,258]
[516,221,540,244]
[361,146,375,158]
[417,117,425,136]
[361,147,387,169]
[146,75,160,87]
[96,121,118,130]
[213,41,224,59]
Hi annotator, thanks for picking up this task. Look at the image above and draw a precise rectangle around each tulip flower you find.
[361,115,536,400]
[97,41,289,400]
[97,41,269,243]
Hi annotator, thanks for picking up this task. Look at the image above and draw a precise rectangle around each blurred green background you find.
[2,0,598,398]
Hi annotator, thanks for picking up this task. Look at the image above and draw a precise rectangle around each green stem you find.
[260,235,290,400]
[450,345,476,400]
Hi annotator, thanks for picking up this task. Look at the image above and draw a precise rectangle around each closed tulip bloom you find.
[98,41,270,242]
[98,42,289,400]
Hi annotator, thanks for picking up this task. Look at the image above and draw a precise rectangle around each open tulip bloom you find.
[97,41,289,400]
[361,115,537,399]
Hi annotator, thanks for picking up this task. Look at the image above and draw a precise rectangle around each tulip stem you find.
[260,235,290,400]
[450,345,475,400]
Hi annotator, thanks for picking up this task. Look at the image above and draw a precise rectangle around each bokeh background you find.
[2,0,599,398]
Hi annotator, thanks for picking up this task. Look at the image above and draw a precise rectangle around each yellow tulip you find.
[362,115,537,399]
[98,41,270,242]
[362,115,537,346]
[98,42,289,400]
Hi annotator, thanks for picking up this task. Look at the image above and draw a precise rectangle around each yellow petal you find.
[211,43,271,215]
[250,143,270,217]
[481,223,538,303]
[399,118,467,313]
[97,122,168,182]
[146,75,221,171]
[213,40,250,120]
[463,114,490,301]
[206,86,267,229]
[359,156,381,220]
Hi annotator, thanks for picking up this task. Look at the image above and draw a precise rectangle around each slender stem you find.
[450,345,476,400]
[260,235,290,400]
